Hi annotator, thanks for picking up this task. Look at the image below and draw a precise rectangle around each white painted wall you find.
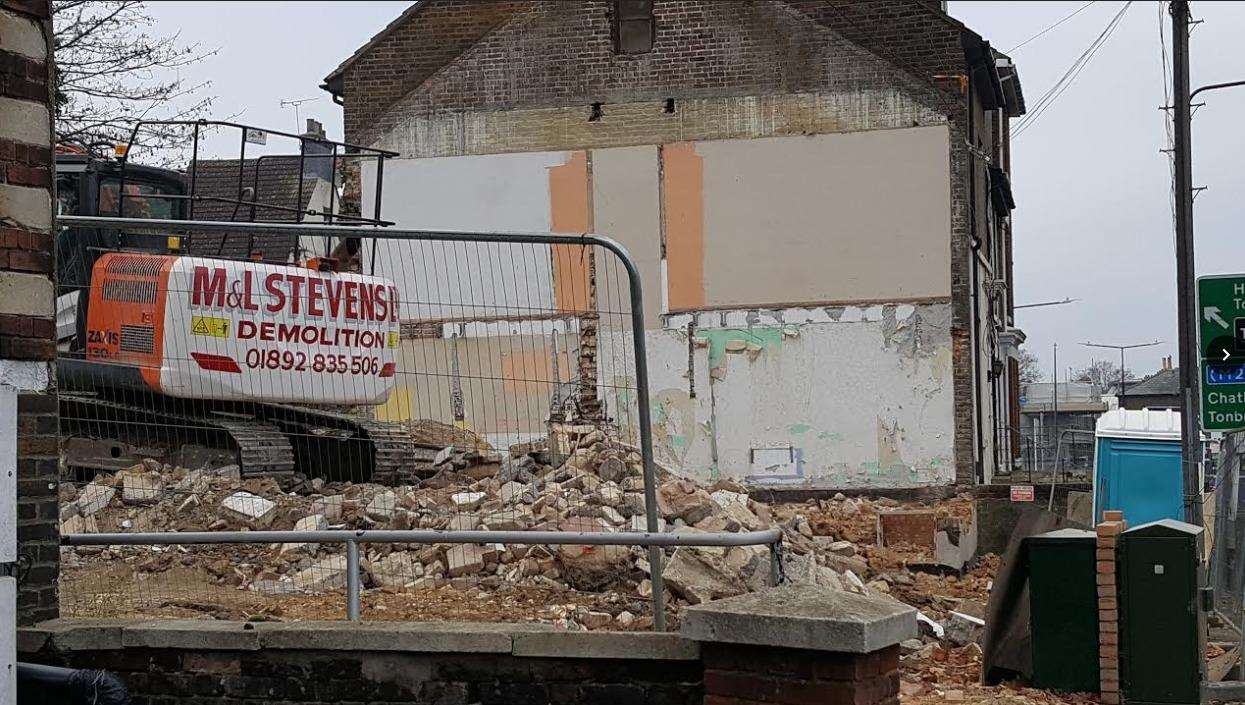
[0,360,50,705]
[361,152,564,320]
[601,303,956,487]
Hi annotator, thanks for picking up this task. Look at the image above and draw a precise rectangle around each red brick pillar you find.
[701,642,900,705]
[1097,510,1127,704]
[682,584,915,705]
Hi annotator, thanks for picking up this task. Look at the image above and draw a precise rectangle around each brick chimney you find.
[300,118,332,180]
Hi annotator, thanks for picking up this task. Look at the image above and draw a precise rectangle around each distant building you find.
[323,0,1027,488]
[1119,357,1181,411]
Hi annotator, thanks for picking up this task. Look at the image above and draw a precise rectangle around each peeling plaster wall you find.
[602,302,956,487]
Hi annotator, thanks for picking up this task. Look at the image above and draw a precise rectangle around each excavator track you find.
[60,393,296,478]
[257,404,431,485]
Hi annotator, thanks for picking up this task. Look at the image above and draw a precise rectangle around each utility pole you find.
[1171,0,1204,525]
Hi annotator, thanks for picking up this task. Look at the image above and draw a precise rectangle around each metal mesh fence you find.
[1211,431,1244,639]
[54,216,686,625]
[992,423,1096,483]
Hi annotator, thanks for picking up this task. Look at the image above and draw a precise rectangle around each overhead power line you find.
[1007,1,1098,53]
[1014,2,1133,139]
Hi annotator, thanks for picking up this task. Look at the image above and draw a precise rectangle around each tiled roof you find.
[1123,368,1181,397]
[182,157,326,263]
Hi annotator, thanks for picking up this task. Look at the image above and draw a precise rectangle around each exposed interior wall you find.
[696,129,951,306]
[600,303,955,487]
[592,146,662,325]
[378,327,576,450]
[362,128,958,486]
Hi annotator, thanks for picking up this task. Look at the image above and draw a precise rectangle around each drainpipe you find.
[966,70,985,485]
[17,662,129,704]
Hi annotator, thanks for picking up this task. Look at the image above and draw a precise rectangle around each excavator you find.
[55,120,422,485]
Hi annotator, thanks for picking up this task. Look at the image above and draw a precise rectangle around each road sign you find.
[1198,274,1245,431]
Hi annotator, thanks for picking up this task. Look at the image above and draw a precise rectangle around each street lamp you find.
[1081,341,1164,407]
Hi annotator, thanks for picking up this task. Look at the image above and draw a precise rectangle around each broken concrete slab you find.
[292,555,348,592]
[451,491,486,511]
[446,544,490,577]
[220,491,276,526]
[60,514,97,536]
[77,483,115,517]
[372,552,422,588]
[311,495,343,521]
[281,514,328,553]
[121,473,164,504]
[944,610,984,647]
[657,480,718,524]
[681,583,917,653]
[365,490,399,521]
[663,547,747,605]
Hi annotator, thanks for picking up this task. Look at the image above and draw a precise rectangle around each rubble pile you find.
[60,430,986,635]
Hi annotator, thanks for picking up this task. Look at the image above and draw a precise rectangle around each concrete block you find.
[38,619,129,651]
[366,490,398,520]
[75,483,114,516]
[121,620,260,650]
[0,97,49,144]
[292,555,348,592]
[121,472,163,504]
[512,631,699,660]
[0,185,51,233]
[0,9,47,59]
[221,491,275,525]
[681,583,916,654]
[311,494,343,520]
[0,271,52,317]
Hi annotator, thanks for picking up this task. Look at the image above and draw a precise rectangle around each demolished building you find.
[320,0,1028,489]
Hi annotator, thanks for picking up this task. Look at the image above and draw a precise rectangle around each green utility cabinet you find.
[1027,529,1101,692]
[1119,519,1206,705]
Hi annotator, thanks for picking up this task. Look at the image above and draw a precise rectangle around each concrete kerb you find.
[680,584,917,654]
[120,620,261,651]
[511,630,700,660]
[255,620,548,653]
[18,620,700,661]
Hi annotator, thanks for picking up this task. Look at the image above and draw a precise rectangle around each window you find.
[612,0,654,55]
[98,179,180,220]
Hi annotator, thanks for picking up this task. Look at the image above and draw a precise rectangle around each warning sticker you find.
[191,316,230,338]
[387,332,400,349]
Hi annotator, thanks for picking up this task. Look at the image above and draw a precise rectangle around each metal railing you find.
[54,215,784,631]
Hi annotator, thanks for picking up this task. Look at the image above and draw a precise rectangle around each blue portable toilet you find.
[1093,408,1183,525]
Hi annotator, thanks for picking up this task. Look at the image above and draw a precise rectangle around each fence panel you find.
[1212,431,1244,639]
[55,216,710,628]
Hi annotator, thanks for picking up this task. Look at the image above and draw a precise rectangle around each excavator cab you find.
[55,120,410,482]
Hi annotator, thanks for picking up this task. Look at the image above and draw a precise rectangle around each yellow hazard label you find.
[388,332,400,349]
[191,316,230,338]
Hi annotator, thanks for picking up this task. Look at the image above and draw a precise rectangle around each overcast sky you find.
[143,1,1245,379]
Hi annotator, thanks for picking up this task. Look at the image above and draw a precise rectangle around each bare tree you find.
[1018,348,1044,384]
[1074,360,1136,391]
[52,1,218,163]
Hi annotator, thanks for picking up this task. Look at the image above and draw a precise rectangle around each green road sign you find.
[1198,274,1245,431]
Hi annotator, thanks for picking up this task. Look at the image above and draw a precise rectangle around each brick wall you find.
[0,0,58,625]
[701,642,899,705]
[336,0,1001,485]
[20,621,908,705]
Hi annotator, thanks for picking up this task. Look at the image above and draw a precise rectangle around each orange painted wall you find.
[661,142,705,310]
[548,150,593,313]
